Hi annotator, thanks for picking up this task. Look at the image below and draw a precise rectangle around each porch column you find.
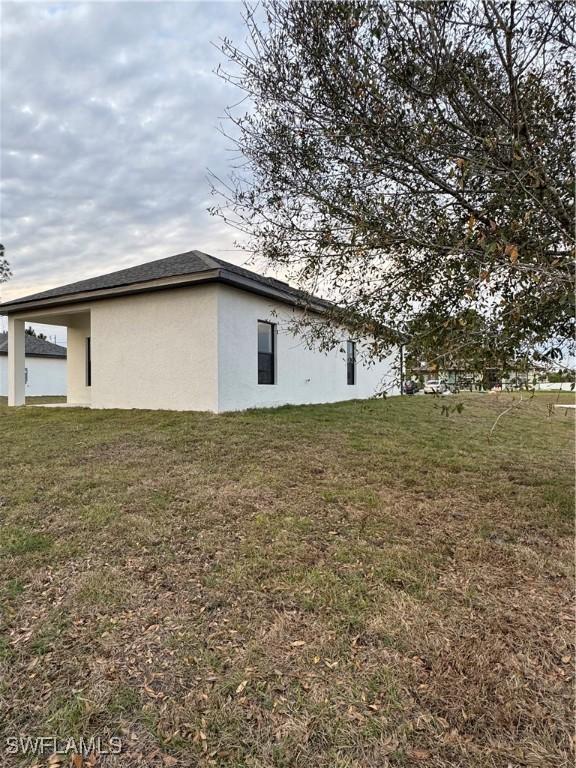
[8,317,25,406]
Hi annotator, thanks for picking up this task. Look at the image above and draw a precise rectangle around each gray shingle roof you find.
[0,250,331,313]
[0,332,67,358]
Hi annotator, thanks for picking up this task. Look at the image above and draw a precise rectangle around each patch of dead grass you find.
[0,393,573,766]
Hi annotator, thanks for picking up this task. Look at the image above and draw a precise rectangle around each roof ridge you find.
[0,331,67,356]
[209,255,291,287]
[194,251,222,270]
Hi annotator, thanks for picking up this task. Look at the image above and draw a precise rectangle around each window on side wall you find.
[86,337,91,387]
[258,321,275,385]
[347,341,356,385]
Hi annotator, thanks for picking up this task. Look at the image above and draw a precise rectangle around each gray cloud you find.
[1,1,253,304]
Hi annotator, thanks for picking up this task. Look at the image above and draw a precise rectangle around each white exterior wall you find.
[0,355,67,396]
[217,285,399,412]
[89,285,219,411]
[67,313,91,405]
[535,382,574,391]
[0,356,5,396]
[2,283,398,411]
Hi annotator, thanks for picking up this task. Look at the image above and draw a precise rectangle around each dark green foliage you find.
[0,244,9,284]
[548,369,576,383]
[24,327,47,339]
[437,400,465,418]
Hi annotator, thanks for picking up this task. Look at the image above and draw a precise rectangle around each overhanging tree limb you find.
[211,0,575,359]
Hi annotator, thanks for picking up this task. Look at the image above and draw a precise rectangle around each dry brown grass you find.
[0,392,574,767]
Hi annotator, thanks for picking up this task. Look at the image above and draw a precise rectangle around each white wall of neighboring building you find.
[217,285,399,412]
[536,381,574,391]
[0,355,67,396]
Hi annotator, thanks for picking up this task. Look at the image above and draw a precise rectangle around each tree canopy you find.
[0,245,9,285]
[212,0,575,361]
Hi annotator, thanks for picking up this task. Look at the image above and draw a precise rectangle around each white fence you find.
[535,382,574,392]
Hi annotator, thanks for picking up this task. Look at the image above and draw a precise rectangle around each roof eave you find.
[217,269,329,314]
[0,268,329,316]
[0,270,222,315]
[0,351,67,359]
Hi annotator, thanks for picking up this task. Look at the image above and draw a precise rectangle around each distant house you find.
[0,251,399,411]
[0,332,66,397]
[410,360,501,391]
[410,358,551,391]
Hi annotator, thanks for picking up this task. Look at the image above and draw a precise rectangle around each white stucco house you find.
[0,331,66,397]
[0,251,400,411]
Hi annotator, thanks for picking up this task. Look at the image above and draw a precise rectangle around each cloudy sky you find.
[1,0,259,329]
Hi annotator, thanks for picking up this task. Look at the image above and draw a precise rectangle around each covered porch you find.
[7,306,91,407]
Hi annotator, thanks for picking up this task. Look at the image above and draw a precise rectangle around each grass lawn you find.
[0,393,574,767]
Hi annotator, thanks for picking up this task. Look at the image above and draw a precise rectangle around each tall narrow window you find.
[347,341,356,385]
[86,337,91,387]
[258,321,275,384]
